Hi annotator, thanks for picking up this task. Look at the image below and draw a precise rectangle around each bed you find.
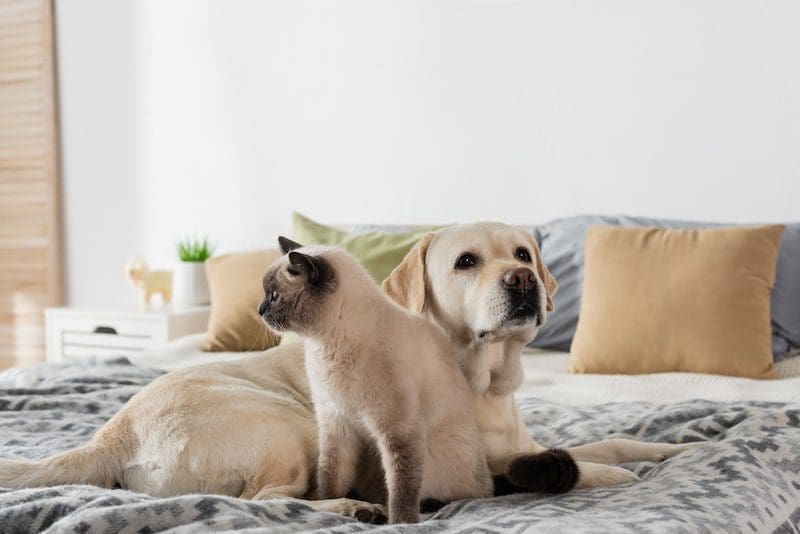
[1,336,799,533]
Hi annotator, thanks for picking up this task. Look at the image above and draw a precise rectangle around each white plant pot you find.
[173,261,210,305]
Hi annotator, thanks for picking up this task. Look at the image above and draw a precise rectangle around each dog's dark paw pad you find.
[420,498,447,514]
[354,509,387,524]
[354,509,372,523]
[506,448,579,494]
[493,474,526,496]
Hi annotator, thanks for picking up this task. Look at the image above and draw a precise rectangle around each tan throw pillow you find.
[569,225,784,379]
[202,249,281,352]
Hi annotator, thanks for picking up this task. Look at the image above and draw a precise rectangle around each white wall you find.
[56,0,800,306]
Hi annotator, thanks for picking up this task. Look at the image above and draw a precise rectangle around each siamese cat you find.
[259,237,493,524]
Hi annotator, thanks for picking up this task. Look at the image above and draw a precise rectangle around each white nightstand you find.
[45,304,210,363]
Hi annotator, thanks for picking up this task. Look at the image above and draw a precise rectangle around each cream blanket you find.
[128,335,800,405]
[520,349,800,404]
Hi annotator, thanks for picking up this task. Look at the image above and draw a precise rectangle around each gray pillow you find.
[532,215,800,361]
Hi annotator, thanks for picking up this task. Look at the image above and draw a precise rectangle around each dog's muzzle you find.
[503,267,541,323]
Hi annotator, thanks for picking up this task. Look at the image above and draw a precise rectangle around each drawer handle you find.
[93,326,118,335]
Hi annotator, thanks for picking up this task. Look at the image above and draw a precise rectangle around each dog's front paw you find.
[354,506,388,525]
[654,441,703,461]
[506,449,579,494]
[632,441,704,463]
[315,498,388,524]
[575,463,639,489]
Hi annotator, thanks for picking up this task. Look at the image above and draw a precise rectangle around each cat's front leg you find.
[375,429,424,524]
[316,412,359,499]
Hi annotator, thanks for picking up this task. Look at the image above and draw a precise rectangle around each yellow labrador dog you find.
[383,223,697,491]
[0,223,695,521]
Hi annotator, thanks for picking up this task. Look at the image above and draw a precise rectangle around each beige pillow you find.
[202,249,281,352]
[569,225,784,379]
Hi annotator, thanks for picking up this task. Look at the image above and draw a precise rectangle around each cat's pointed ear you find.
[279,236,303,254]
[288,251,331,287]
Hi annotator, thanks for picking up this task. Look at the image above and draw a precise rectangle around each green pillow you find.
[291,212,437,283]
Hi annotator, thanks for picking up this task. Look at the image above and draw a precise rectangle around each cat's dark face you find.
[258,237,337,334]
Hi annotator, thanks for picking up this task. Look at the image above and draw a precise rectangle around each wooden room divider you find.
[0,0,61,368]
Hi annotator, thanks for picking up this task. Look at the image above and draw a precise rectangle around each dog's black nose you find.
[503,267,536,292]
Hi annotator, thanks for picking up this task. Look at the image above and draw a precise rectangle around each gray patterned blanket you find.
[1,359,799,533]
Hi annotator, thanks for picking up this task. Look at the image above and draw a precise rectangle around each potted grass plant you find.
[173,236,213,305]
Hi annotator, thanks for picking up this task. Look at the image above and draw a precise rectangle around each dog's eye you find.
[516,247,532,263]
[455,253,478,270]
[270,290,279,302]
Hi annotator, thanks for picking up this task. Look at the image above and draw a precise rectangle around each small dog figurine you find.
[125,259,173,305]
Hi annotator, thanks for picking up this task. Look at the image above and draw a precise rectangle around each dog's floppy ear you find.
[382,233,434,315]
[527,232,557,312]
[278,236,303,254]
